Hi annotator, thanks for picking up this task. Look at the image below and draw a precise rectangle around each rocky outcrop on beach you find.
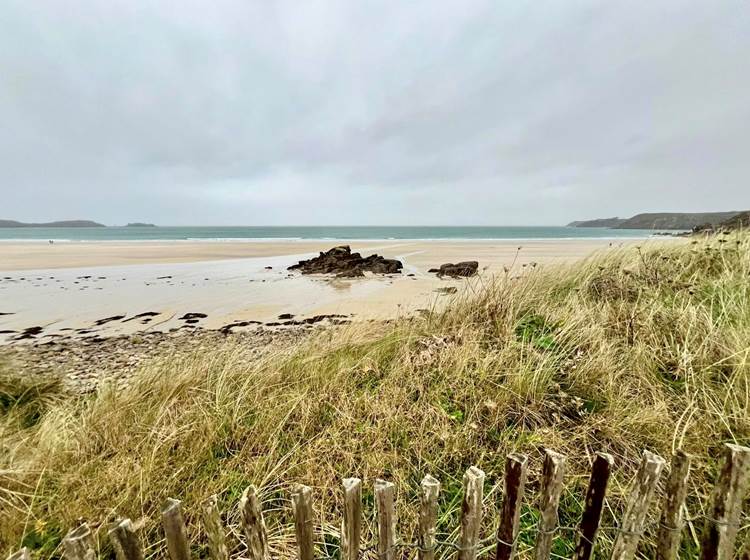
[288,245,402,277]
[428,261,479,278]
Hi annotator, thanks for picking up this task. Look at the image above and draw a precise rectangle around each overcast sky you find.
[1,1,748,226]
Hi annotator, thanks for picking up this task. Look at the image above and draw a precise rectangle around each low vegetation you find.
[2,234,749,558]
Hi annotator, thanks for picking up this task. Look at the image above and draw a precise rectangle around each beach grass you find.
[1,233,749,558]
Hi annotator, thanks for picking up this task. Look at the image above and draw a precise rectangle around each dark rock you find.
[431,261,478,278]
[14,326,44,340]
[179,312,208,320]
[94,315,126,326]
[288,246,402,276]
[278,313,295,320]
[336,266,365,278]
[218,320,263,334]
[123,311,160,322]
[265,266,273,270]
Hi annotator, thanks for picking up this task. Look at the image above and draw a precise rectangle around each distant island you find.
[125,223,156,227]
[568,211,744,230]
[0,219,105,228]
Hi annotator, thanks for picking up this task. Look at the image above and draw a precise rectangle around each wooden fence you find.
[7,444,750,560]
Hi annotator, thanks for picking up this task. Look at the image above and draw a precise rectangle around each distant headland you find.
[0,220,158,228]
[568,211,745,230]
[0,219,105,228]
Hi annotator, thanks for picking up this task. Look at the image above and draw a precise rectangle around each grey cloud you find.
[1,0,748,225]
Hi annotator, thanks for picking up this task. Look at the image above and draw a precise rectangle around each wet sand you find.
[0,239,663,343]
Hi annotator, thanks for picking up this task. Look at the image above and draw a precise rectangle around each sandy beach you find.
[0,238,662,343]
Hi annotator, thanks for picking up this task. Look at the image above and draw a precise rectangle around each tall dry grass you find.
[1,234,749,558]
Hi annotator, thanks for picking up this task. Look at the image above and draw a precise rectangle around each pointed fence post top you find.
[342,478,362,496]
[657,450,691,560]
[341,477,362,560]
[375,478,397,560]
[460,466,485,560]
[573,452,615,560]
[162,497,181,513]
[610,450,666,560]
[161,497,190,560]
[596,451,615,465]
[240,485,270,560]
[419,474,440,560]
[421,474,440,494]
[292,483,315,560]
[374,479,395,493]
[496,454,528,560]
[543,448,566,465]
[241,484,259,500]
[109,518,144,560]
[63,521,96,560]
[700,443,750,560]
[64,522,93,541]
[534,450,567,560]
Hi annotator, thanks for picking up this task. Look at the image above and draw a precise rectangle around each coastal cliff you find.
[568,211,744,230]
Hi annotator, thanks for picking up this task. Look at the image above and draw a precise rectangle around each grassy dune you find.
[2,234,749,558]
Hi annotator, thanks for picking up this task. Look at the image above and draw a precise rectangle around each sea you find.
[0,226,670,242]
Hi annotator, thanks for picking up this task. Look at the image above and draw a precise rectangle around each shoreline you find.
[0,233,664,242]
[0,238,662,271]
[0,238,683,345]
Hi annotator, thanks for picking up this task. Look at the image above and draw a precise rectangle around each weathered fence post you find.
[418,475,440,560]
[341,478,361,560]
[6,548,30,560]
[610,450,666,560]
[534,450,567,560]
[460,466,485,560]
[375,479,397,560]
[496,454,528,560]
[292,484,315,560]
[656,450,691,560]
[573,452,614,560]
[63,523,96,560]
[109,518,144,560]
[700,444,750,560]
[202,495,228,560]
[162,498,190,560]
[240,485,269,560]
